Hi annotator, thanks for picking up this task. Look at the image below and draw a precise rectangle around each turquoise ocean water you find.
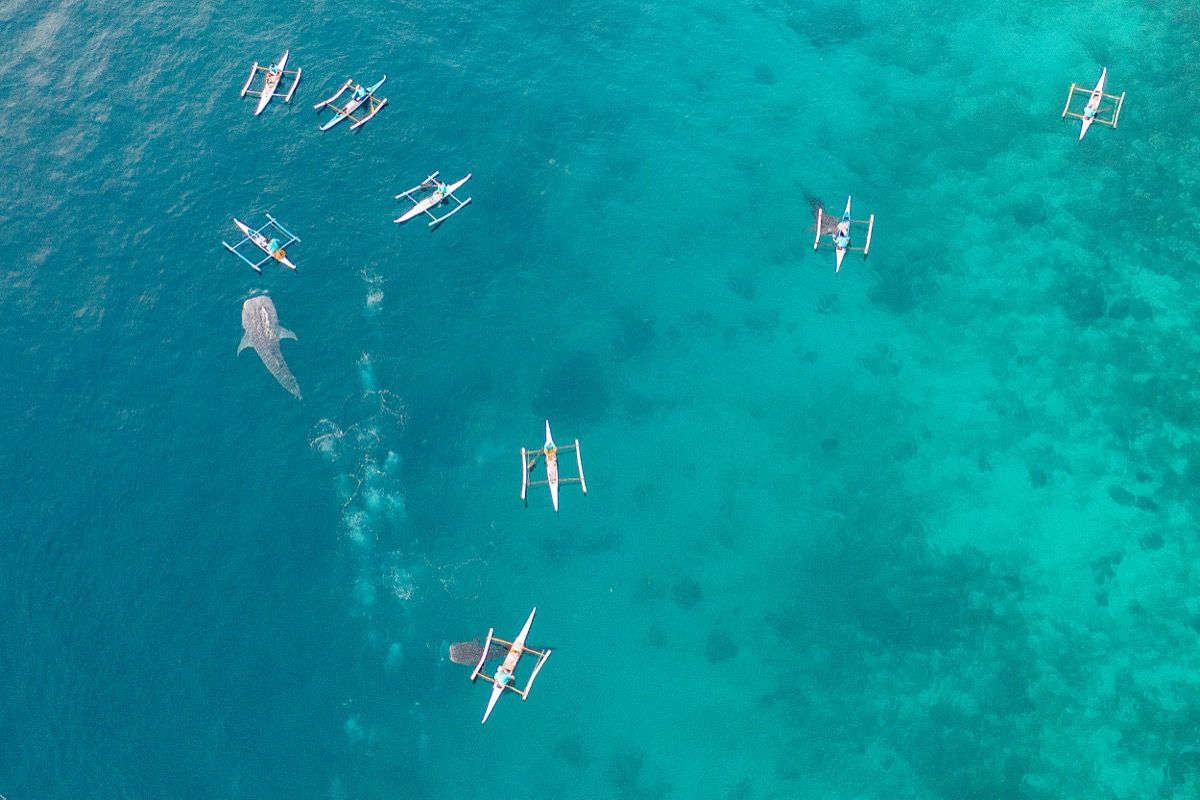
[4,0,1200,797]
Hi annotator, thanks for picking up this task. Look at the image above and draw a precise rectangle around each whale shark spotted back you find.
[238,295,302,400]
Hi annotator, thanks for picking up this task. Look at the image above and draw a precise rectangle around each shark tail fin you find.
[279,327,298,342]
[237,334,252,355]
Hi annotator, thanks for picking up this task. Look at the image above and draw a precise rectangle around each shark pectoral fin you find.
[237,334,252,355]
[279,327,298,342]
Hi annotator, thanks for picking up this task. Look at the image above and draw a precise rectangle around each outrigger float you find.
[313,76,387,131]
[240,50,302,115]
[222,214,300,272]
[813,196,874,274]
[1062,67,1125,141]
[467,608,552,724]
[522,421,586,513]
[394,171,473,227]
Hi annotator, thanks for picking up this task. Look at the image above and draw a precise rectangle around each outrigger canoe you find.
[240,50,301,116]
[466,607,552,724]
[812,195,874,274]
[395,174,472,224]
[233,218,296,270]
[481,609,538,724]
[315,76,387,131]
[520,421,586,511]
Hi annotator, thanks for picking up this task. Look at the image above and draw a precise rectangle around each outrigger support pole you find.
[264,214,300,242]
[520,447,530,504]
[469,628,494,681]
[574,440,587,494]
[283,69,302,103]
[1110,92,1126,128]
[240,63,259,97]
[522,648,552,699]
[428,198,472,228]
[1060,83,1077,118]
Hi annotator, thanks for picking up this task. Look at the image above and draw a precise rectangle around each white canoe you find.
[395,174,471,223]
[319,76,386,131]
[255,50,288,116]
[1079,67,1106,141]
[544,421,560,512]
[234,218,296,270]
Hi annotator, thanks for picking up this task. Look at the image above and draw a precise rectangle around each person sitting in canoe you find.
[1083,104,1097,121]
[525,443,556,471]
[351,84,367,103]
[267,237,282,254]
[833,220,851,249]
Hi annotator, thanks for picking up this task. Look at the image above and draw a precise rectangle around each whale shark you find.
[805,191,841,235]
[238,295,302,400]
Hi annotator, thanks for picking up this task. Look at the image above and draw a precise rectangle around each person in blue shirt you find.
[833,217,851,250]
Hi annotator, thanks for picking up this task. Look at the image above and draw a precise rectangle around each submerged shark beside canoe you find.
[238,295,302,400]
